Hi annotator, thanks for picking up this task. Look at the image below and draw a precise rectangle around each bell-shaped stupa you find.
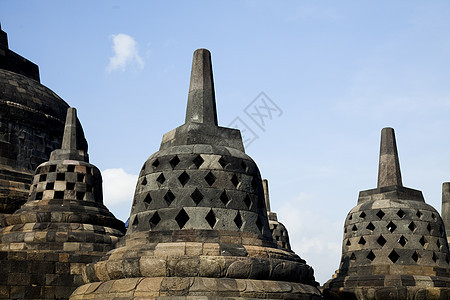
[71,49,321,299]
[323,128,450,299]
[0,108,125,299]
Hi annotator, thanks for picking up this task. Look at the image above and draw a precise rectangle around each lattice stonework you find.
[129,149,270,237]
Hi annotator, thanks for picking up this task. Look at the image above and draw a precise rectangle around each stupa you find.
[0,24,85,215]
[0,108,125,299]
[323,128,450,299]
[442,183,450,244]
[264,179,291,251]
[70,49,321,299]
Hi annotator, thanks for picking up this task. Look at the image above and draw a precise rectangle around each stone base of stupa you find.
[71,277,322,299]
[323,271,450,300]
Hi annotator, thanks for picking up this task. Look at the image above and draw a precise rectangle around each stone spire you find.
[262,179,271,211]
[442,182,450,243]
[71,49,321,300]
[0,23,8,48]
[377,127,402,188]
[50,107,89,162]
[185,48,218,125]
[323,127,450,299]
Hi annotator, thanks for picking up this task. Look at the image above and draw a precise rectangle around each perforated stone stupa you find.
[264,179,291,251]
[70,49,321,299]
[0,108,125,299]
[323,128,450,299]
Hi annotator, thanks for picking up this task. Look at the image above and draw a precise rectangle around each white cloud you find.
[107,33,144,72]
[102,168,138,222]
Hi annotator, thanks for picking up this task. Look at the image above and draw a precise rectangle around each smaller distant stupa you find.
[323,128,450,299]
[0,108,125,299]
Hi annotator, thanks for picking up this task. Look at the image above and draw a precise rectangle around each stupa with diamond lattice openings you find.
[70,49,322,299]
[323,127,450,299]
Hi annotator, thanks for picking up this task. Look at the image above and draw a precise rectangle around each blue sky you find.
[1,1,450,284]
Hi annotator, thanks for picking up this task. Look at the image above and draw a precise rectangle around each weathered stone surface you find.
[323,128,450,299]
[71,49,321,299]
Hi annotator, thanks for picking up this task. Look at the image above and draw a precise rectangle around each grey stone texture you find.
[442,182,450,244]
[71,49,321,299]
[264,180,291,251]
[0,26,87,215]
[0,108,125,299]
[323,128,450,300]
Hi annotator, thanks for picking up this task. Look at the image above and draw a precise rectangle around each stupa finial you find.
[377,127,402,188]
[185,48,218,126]
[61,107,79,151]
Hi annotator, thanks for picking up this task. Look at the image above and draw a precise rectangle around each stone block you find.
[140,257,166,277]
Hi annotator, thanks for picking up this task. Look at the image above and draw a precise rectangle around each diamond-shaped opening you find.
[169,156,180,169]
[358,237,366,245]
[141,177,147,185]
[39,174,47,182]
[132,216,139,227]
[388,250,400,263]
[376,210,385,219]
[346,239,351,246]
[193,155,204,168]
[49,165,56,172]
[432,252,438,263]
[175,208,189,229]
[377,235,387,247]
[156,173,166,185]
[144,193,152,205]
[178,171,190,187]
[348,214,353,220]
[344,227,347,234]
[397,209,406,218]
[367,251,376,261]
[205,172,216,186]
[220,191,229,206]
[352,225,358,232]
[427,223,432,233]
[243,194,252,209]
[190,188,204,205]
[359,212,366,218]
[164,190,176,206]
[419,236,427,247]
[54,191,64,199]
[432,213,437,220]
[412,251,420,262]
[218,156,228,168]
[77,173,85,182]
[231,174,239,188]
[35,192,43,200]
[234,211,243,229]
[240,160,248,172]
[387,221,397,233]
[350,253,356,261]
[76,191,85,200]
[366,222,375,231]
[408,221,417,232]
[67,165,75,172]
[251,177,258,190]
[256,216,263,233]
[66,182,75,190]
[152,159,160,168]
[149,212,161,230]
[205,209,217,228]
[398,235,408,247]
[416,210,423,218]
[46,182,54,190]
[437,239,442,250]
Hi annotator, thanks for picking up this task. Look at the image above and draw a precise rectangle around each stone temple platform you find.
[70,49,322,299]
[0,108,125,299]
[323,128,450,300]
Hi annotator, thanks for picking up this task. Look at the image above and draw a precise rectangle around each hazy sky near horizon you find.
[1,1,450,284]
